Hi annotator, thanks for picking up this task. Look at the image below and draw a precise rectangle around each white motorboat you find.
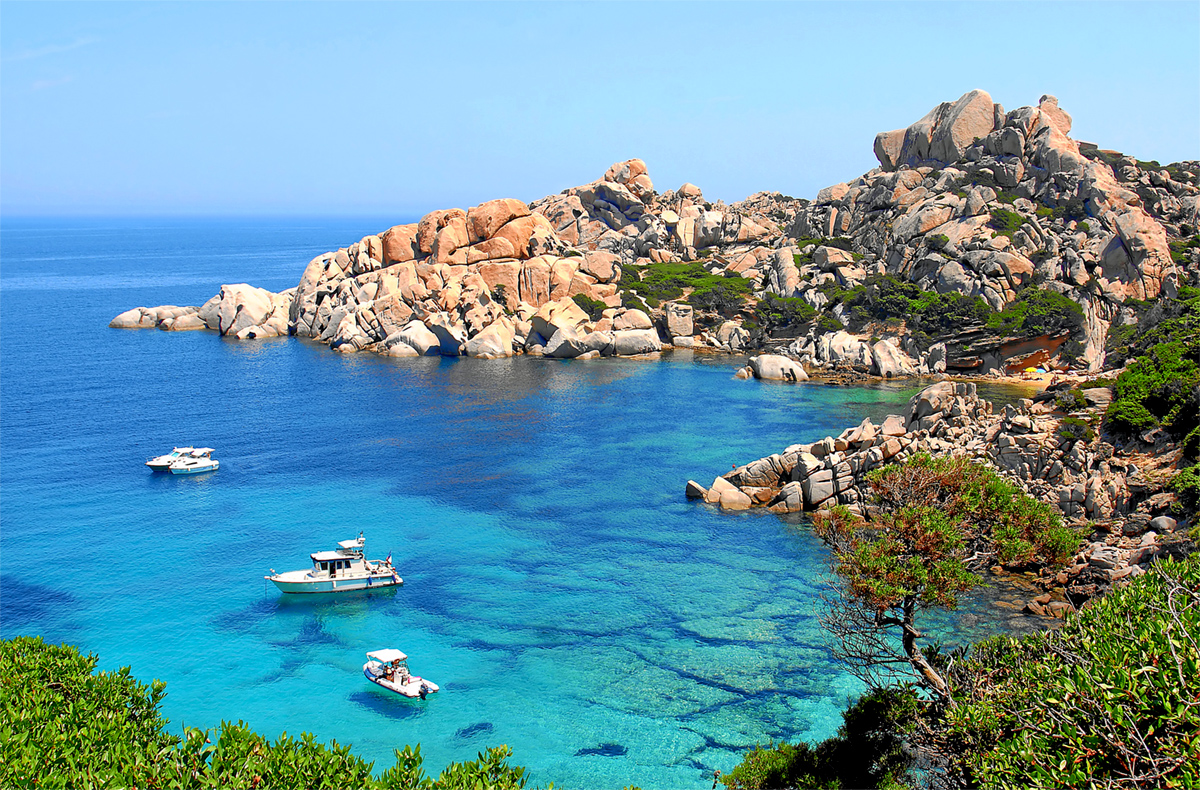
[363,649,439,699]
[146,446,195,471]
[265,533,402,593]
[168,448,219,475]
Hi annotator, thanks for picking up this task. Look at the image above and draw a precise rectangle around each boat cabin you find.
[309,534,369,578]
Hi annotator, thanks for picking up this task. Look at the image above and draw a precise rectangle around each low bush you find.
[1057,416,1095,444]
[1106,340,1200,438]
[571,293,607,321]
[0,637,530,790]
[986,287,1084,337]
[619,262,751,313]
[988,208,1024,238]
[753,292,816,332]
[722,687,919,790]
[941,556,1200,789]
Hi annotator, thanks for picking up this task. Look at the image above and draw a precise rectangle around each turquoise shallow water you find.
[1,218,1038,788]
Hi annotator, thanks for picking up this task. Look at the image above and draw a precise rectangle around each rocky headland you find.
[111,89,1198,386]
[687,377,1194,617]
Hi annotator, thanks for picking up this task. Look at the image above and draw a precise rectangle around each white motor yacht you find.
[146,447,195,471]
[168,448,219,475]
[363,649,439,699]
[265,533,402,593]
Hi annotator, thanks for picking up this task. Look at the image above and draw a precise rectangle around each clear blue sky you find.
[3,1,1197,217]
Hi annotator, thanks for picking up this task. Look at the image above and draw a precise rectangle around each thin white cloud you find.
[4,37,99,63]
[32,76,73,91]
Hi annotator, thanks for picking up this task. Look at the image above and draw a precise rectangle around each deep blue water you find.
[0,218,1039,788]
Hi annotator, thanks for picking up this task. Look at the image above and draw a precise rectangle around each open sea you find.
[0,217,1041,789]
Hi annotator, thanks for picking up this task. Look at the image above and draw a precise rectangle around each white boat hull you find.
[267,569,402,594]
[170,460,219,475]
[363,664,439,698]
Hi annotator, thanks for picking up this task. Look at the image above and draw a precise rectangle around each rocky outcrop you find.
[780,90,1192,374]
[111,94,1195,379]
[743,354,808,382]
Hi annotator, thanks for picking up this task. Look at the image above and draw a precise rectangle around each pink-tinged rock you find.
[685,480,708,500]
[531,298,588,341]
[748,354,808,382]
[1038,94,1072,135]
[466,236,518,263]
[382,224,420,264]
[467,198,531,244]
[199,283,276,336]
[578,250,620,283]
[465,318,516,359]
[548,258,578,301]
[493,214,557,259]
[417,208,467,254]
[425,313,467,356]
[612,309,652,331]
[929,89,996,164]
[109,307,158,328]
[816,183,849,204]
[881,415,907,436]
[677,182,703,198]
[873,128,905,171]
[477,261,522,302]
[604,158,648,185]
[161,313,207,331]
[432,216,471,264]
[1113,210,1173,300]
[519,259,552,306]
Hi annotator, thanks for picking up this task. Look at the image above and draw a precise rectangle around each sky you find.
[2,1,1197,217]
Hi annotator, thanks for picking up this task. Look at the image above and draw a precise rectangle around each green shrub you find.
[986,287,1084,337]
[571,293,607,321]
[941,556,1200,789]
[1053,388,1088,412]
[0,637,528,790]
[754,293,816,331]
[619,262,751,313]
[816,313,844,334]
[722,688,918,790]
[1103,399,1158,435]
[988,208,1024,238]
[1169,464,1200,518]
[926,233,950,250]
[1107,341,1200,437]
[1057,416,1095,443]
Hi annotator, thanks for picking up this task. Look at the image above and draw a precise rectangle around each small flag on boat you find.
[386,553,392,565]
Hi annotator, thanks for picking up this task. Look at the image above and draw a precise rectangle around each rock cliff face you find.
[687,380,1192,615]
[112,91,1198,373]
[774,90,1197,373]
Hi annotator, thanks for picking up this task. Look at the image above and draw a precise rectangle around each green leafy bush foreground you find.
[943,555,1200,789]
[722,555,1200,790]
[0,637,531,790]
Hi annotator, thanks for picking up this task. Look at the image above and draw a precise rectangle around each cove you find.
[0,218,1040,788]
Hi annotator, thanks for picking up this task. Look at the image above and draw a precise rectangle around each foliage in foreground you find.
[720,687,919,790]
[0,636,529,790]
[940,555,1200,789]
[725,556,1200,790]
[813,454,1077,699]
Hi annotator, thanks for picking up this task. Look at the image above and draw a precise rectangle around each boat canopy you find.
[189,448,215,455]
[367,649,408,663]
[338,537,364,550]
[311,550,361,562]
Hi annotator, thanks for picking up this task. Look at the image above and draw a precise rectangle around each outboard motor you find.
[418,683,429,700]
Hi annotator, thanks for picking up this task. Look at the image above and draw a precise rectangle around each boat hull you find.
[268,572,402,594]
[363,665,439,697]
[170,461,219,475]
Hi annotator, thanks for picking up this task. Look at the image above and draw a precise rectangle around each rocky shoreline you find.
[111,89,1197,385]
[686,379,1192,618]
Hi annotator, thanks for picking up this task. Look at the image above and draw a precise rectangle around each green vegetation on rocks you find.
[0,637,530,790]
[618,262,751,311]
[941,556,1200,789]
[985,286,1085,336]
[570,293,607,321]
